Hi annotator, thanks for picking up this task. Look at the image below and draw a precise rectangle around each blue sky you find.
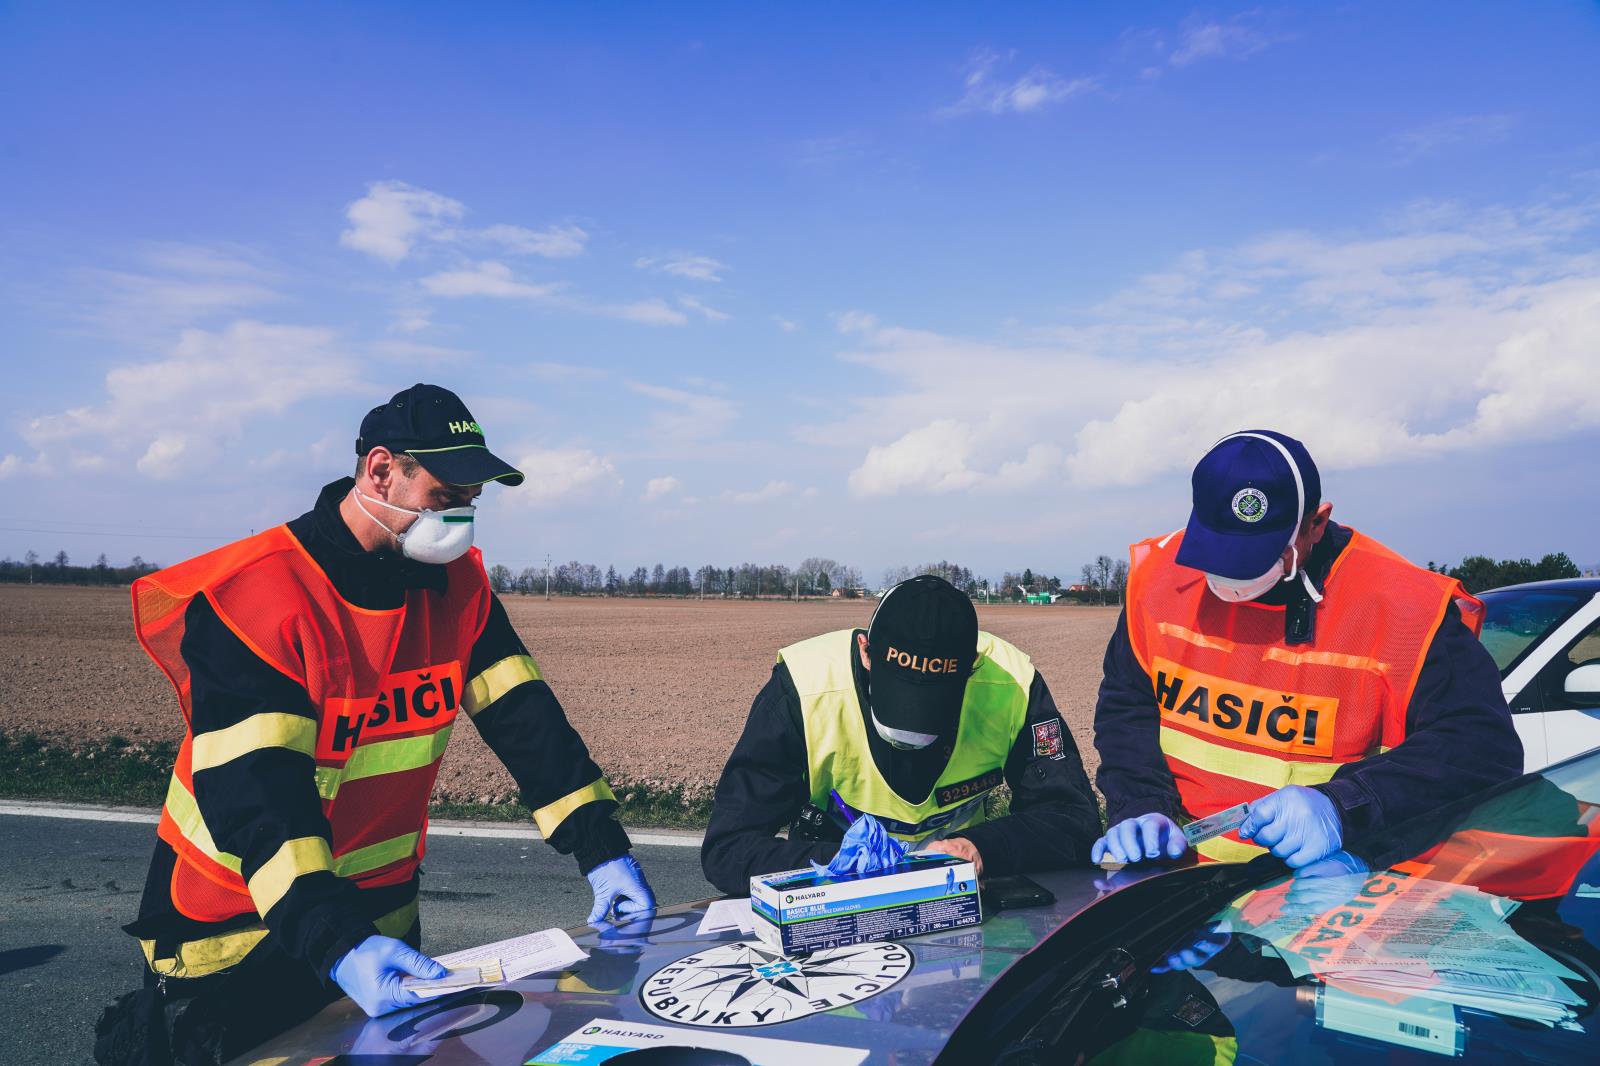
[3,2,1598,581]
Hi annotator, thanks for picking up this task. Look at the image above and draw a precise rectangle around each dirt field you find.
[0,585,1119,802]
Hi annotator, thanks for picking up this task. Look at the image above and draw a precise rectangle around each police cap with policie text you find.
[357,383,525,487]
[867,575,979,742]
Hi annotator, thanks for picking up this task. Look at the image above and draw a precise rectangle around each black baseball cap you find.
[357,384,524,487]
[1174,429,1320,580]
[866,575,978,747]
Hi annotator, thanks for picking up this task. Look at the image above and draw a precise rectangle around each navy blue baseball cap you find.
[357,384,524,487]
[1174,430,1321,580]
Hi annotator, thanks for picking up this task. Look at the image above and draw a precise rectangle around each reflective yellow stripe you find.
[190,712,317,772]
[463,653,542,717]
[531,778,615,837]
[1160,726,1346,789]
[163,776,243,873]
[1196,835,1266,863]
[1263,647,1390,676]
[1156,622,1236,653]
[247,836,333,915]
[314,726,454,801]
[334,832,421,877]
[143,897,419,979]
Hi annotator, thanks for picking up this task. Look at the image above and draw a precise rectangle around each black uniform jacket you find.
[701,631,1103,895]
[126,478,630,982]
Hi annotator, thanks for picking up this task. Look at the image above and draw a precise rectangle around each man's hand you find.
[935,836,984,878]
[586,855,657,924]
[330,935,447,1018]
[1090,813,1187,865]
[1238,785,1343,868]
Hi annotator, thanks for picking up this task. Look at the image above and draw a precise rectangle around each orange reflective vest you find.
[132,525,490,923]
[1126,527,1483,862]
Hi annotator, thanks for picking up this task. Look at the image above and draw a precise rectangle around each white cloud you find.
[626,381,737,441]
[476,223,589,258]
[509,448,621,506]
[90,243,281,336]
[606,299,689,326]
[1169,16,1275,67]
[678,294,730,322]
[822,189,1600,496]
[644,475,681,500]
[849,420,983,497]
[19,321,362,479]
[729,480,797,503]
[1387,114,1517,163]
[773,316,800,332]
[636,253,728,282]
[420,260,562,299]
[340,181,465,263]
[942,48,1095,117]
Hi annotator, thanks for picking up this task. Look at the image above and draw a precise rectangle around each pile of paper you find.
[1250,876,1584,1029]
[697,897,757,937]
[401,928,589,1000]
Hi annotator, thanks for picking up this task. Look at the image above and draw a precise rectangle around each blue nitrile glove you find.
[811,814,907,877]
[1151,920,1232,974]
[1283,851,1371,916]
[331,935,448,1018]
[1090,813,1187,865]
[1238,785,1343,868]
[586,855,657,924]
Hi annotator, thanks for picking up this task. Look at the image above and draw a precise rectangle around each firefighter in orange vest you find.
[95,384,655,1065]
[1090,429,1522,869]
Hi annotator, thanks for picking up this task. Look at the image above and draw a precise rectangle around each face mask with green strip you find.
[353,487,476,565]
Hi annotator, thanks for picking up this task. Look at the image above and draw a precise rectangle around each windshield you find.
[1089,752,1600,1063]
[1479,588,1591,675]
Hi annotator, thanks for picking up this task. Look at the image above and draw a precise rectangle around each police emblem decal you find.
[641,940,913,1027]
[1231,488,1268,524]
[1032,719,1065,760]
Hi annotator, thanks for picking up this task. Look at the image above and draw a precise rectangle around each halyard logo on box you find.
[641,941,912,1028]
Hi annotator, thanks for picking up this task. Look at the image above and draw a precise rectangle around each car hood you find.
[232,863,1174,1065]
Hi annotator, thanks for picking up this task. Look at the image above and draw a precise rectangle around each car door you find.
[1527,600,1600,765]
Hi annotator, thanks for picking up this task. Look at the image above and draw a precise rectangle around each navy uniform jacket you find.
[1093,521,1523,841]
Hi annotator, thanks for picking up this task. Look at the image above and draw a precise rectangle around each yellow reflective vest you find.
[778,628,1034,843]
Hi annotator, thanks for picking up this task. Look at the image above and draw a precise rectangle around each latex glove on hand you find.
[586,855,657,924]
[331,935,448,1018]
[1151,920,1232,974]
[1283,851,1371,916]
[1238,785,1343,869]
[1090,813,1187,865]
[812,814,907,878]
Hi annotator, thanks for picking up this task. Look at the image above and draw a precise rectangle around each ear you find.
[1306,501,1334,545]
[857,632,871,671]
[363,447,397,496]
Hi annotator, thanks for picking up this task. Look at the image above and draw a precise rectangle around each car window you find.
[1098,753,1600,1063]
[1537,612,1600,712]
[1478,589,1590,675]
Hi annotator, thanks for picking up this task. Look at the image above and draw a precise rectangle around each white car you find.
[1480,578,1600,769]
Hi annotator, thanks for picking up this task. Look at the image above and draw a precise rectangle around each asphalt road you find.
[0,810,715,1066]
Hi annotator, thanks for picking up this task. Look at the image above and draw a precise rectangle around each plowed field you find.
[1,586,1119,802]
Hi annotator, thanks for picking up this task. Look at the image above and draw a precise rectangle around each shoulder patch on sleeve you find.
[1032,719,1065,760]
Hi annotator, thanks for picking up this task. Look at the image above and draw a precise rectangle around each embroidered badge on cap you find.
[1231,487,1268,523]
[1032,719,1065,760]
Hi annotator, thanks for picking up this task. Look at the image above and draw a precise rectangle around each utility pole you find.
[544,553,551,601]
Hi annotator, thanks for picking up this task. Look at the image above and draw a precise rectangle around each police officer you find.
[702,574,1101,894]
[1091,429,1522,869]
[96,384,655,1065]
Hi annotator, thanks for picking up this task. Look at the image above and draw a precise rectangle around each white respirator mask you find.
[353,487,476,565]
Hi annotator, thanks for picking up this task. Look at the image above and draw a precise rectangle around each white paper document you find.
[401,928,589,1000]
[698,898,757,936]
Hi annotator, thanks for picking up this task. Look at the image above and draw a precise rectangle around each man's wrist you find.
[574,818,632,875]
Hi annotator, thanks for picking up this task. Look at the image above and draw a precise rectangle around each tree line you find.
[1428,553,1583,594]
[0,551,161,586]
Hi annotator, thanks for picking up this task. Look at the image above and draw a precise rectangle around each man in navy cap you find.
[1090,429,1520,869]
[98,384,655,1064]
[701,574,1102,895]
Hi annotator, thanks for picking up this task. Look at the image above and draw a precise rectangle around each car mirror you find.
[1563,663,1600,708]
